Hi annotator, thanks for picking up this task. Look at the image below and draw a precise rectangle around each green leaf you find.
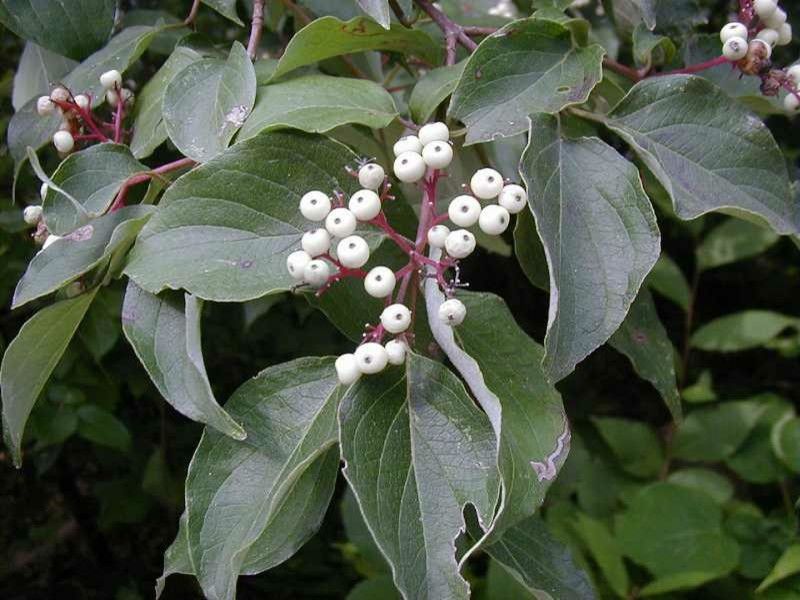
[666,468,733,504]
[339,353,500,600]
[163,41,256,162]
[615,483,739,585]
[408,62,465,125]
[513,208,549,291]
[8,26,157,166]
[757,546,800,593]
[631,23,675,68]
[130,46,205,159]
[646,254,690,311]
[78,287,124,361]
[691,311,798,352]
[682,370,717,404]
[341,488,390,576]
[239,75,397,139]
[520,113,660,383]
[483,514,597,600]
[271,16,441,81]
[448,18,604,145]
[201,0,243,25]
[347,576,402,600]
[41,144,149,235]
[13,205,153,308]
[484,560,535,600]
[121,281,246,440]
[0,289,97,467]
[125,131,361,301]
[572,512,629,598]
[12,42,77,110]
[696,218,779,271]
[76,404,132,452]
[355,0,391,28]
[609,289,681,420]
[592,416,664,478]
[424,285,568,535]
[726,396,793,484]
[672,398,766,462]
[606,75,798,235]
[771,415,800,473]
[156,512,192,599]
[169,358,342,600]
[0,0,115,60]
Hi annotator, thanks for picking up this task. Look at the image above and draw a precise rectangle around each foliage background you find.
[0,0,798,599]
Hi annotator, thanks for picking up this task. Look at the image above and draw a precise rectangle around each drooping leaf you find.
[423,286,569,536]
[163,41,256,162]
[1,289,97,466]
[339,352,500,600]
[8,27,157,166]
[271,16,441,81]
[0,0,115,60]
[609,289,681,420]
[408,62,465,125]
[520,113,660,383]
[201,0,243,25]
[696,218,779,271]
[239,75,397,139]
[41,144,149,235]
[125,131,361,301]
[130,46,205,159]
[606,75,798,235]
[171,358,342,600]
[691,311,798,352]
[571,512,629,598]
[615,483,739,589]
[12,42,77,110]
[448,18,604,144]
[483,514,597,600]
[121,281,246,440]
[646,254,690,311]
[592,417,664,478]
[13,205,153,308]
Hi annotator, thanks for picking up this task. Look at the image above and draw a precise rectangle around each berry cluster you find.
[35,69,135,154]
[719,1,800,111]
[284,122,528,385]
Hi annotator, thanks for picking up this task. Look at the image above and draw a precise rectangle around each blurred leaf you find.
[646,254,691,311]
[78,286,123,361]
[631,24,674,68]
[201,0,243,25]
[691,311,798,353]
[758,546,800,593]
[482,560,535,600]
[12,42,76,110]
[672,398,765,461]
[771,415,800,473]
[726,396,793,484]
[682,370,717,404]
[354,0,391,28]
[346,576,401,600]
[592,417,664,478]
[513,208,549,291]
[340,488,389,577]
[666,468,733,504]
[697,218,779,271]
[0,289,97,466]
[572,512,629,597]
[76,404,132,452]
[408,62,465,124]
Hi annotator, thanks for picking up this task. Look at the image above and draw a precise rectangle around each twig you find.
[603,57,649,82]
[604,55,732,83]
[247,0,266,61]
[110,157,196,212]
[414,0,477,58]
[388,0,414,27]
[184,0,202,26]
[279,0,311,25]
[658,55,731,77]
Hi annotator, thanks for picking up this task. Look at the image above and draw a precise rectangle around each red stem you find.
[110,157,196,211]
[658,55,732,77]
[414,0,477,61]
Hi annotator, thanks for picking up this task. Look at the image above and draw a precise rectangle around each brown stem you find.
[247,0,266,61]
[603,57,648,82]
[110,157,196,212]
[414,0,477,55]
[184,0,202,26]
[279,0,311,25]
[462,26,498,36]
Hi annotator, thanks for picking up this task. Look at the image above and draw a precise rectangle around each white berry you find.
[380,303,412,334]
[394,151,427,183]
[471,168,504,199]
[53,130,74,153]
[348,189,382,221]
[777,23,792,46]
[50,87,69,103]
[418,122,449,145]
[364,266,396,298]
[393,135,423,157]
[749,39,772,59]
[36,96,53,116]
[438,298,467,326]
[385,339,407,365]
[422,141,453,169]
[756,28,779,46]
[720,22,748,43]
[300,191,331,221]
[754,0,778,18]
[479,204,511,236]
[40,183,49,201]
[448,195,481,227]
[427,224,450,249]
[303,259,330,288]
[42,234,62,250]
[445,229,476,259]
[301,228,331,257]
[286,250,312,280]
[354,343,389,374]
[764,7,787,29]
[23,205,43,225]
[337,235,370,268]
[723,37,749,61]
[74,94,90,111]
[787,64,800,84]
[100,69,122,90]
[498,184,527,214]
[358,163,385,190]
[325,207,357,237]
[335,354,361,385]
[785,93,800,112]
[106,89,120,108]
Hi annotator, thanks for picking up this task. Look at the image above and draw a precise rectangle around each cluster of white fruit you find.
[35,69,134,153]
[22,183,61,249]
